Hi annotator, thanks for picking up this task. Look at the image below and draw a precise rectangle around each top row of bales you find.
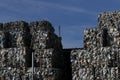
[0,21,54,32]
[84,11,120,49]
[0,20,62,49]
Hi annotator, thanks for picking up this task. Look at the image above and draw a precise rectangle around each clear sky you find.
[0,0,120,48]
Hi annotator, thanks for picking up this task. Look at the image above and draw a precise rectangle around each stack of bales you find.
[0,21,32,80]
[3,21,30,48]
[0,48,31,80]
[71,43,120,80]
[28,21,63,80]
[29,21,62,49]
[98,11,120,47]
[84,28,103,49]
[71,11,120,80]
[0,21,63,80]
[98,11,120,30]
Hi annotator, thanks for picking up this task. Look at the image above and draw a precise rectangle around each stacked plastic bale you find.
[84,11,120,49]
[0,47,32,80]
[33,49,64,69]
[0,21,33,79]
[33,49,58,79]
[33,49,53,68]
[98,11,120,47]
[98,11,120,30]
[29,48,63,80]
[84,28,103,49]
[94,66,119,80]
[0,20,63,80]
[97,11,120,79]
[93,47,119,80]
[71,46,120,80]
[24,68,63,80]
[0,67,26,80]
[84,27,112,49]
[100,26,120,47]
[3,21,31,48]
[95,66,118,80]
[72,68,94,80]
[71,49,94,80]
[29,21,63,80]
[29,21,62,49]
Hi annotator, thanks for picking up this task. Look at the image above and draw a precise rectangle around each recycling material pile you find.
[29,21,63,80]
[84,28,103,49]
[3,21,31,48]
[29,21,62,49]
[71,11,120,80]
[0,48,62,80]
[72,67,118,80]
[0,47,27,80]
[98,11,120,47]
[0,21,63,80]
[24,68,63,80]
[34,49,53,68]
[98,11,120,30]
[1,11,120,80]
[84,28,120,49]
[0,47,27,68]
[31,49,63,79]
[0,67,26,80]
[0,68,62,80]
[71,47,119,79]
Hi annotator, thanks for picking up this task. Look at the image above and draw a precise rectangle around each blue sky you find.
[0,0,120,48]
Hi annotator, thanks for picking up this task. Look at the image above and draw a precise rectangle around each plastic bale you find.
[98,11,120,30]
[29,21,62,49]
[33,49,53,68]
[3,21,31,48]
[0,47,30,68]
[84,28,103,49]
[26,68,63,80]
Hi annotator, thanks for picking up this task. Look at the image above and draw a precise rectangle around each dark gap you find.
[102,28,110,47]
[4,32,12,48]
[25,48,32,67]
[23,23,32,48]
[93,66,96,80]
[62,49,72,80]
